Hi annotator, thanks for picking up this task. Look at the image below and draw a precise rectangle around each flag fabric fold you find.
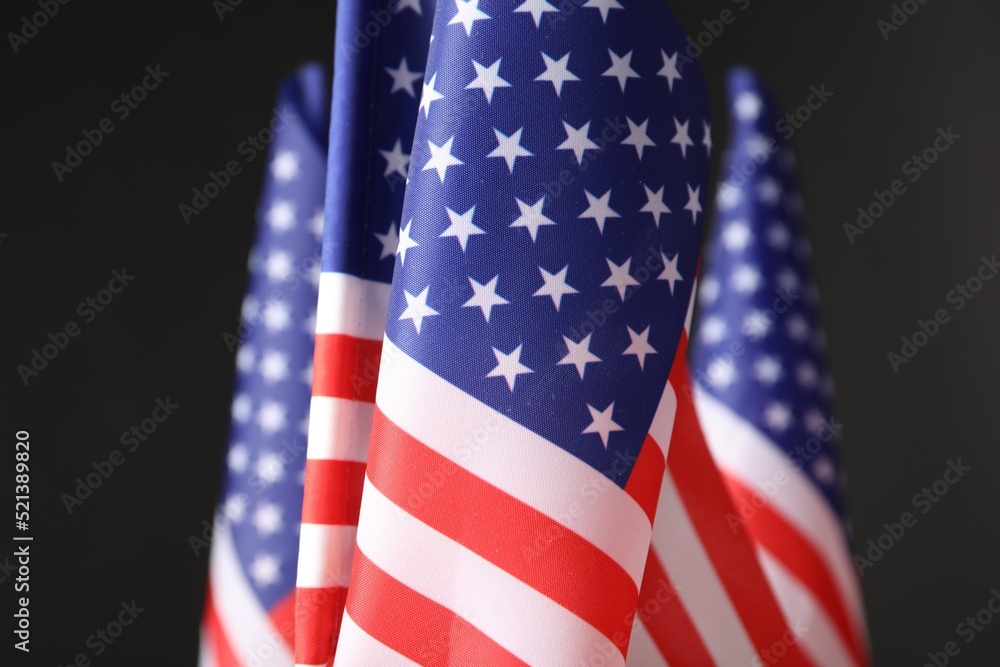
[331,0,712,664]
[689,68,870,667]
[200,62,330,667]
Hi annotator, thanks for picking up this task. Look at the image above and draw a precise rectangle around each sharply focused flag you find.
[330,0,711,664]
[199,63,329,667]
[292,1,432,665]
[689,69,869,667]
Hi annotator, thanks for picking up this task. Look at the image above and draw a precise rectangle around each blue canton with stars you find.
[692,68,849,532]
[384,0,711,487]
[218,63,328,610]
[322,0,434,284]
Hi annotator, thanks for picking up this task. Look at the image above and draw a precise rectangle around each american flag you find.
[686,68,869,667]
[327,0,711,664]
[199,63,329,667]
[292,0,432,664]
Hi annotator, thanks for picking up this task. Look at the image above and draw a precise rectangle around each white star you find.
[768,223,791,249]
[796,362,819,388]
[228,443,249,472]
[602,257,640,301]
[803,409,828,435]
[658,50,682,91]
[787,315,810,341]
[706,357,737,389]
[270,151,299,182]
[557,121,598,164]
[385,56,423,97]
[639,184,671,228]
[510,196,556,241]
[249,553,281,587]
[684,184,703,222]
[423,136,464,182]
[465,58,511,103]
[448,0,490,35]
[763,402,792,432]
[301,363,313,385]
[374,222,399,260]
[535,52,580,98]
[722,221,752,250]
[310,210,324,241]
[671,118,695,158]
[267,201,296,231]
[487,127,533,172]
[255,452,284,485]
[487,344,533,391]
[419,73,445,117]
[440,205,485,251]
[258,401,286,433]
[399,286,439,333]
[222,494,247,523]
[262,301,290,331]
[717,183,740,210]
[622,117,656,160]
[742,310,772,337]
[754,356,782,384]
[624,325,657,370]
[583,0,622,23]
[703,120,712,156]
[396,0,423,13]
[396,220,419,264]
[515,0,559,27]
[463,275,508,321]
[582,403,623,448]
[602,49,640,93]
[776,268,800,293]
[259,350,289,383]
[533,265,578,311]
[658,251,683,294]
[252,502,283,536]
[813,457,837,485]
[579,189,620,233]
[700,316,727,345]
[735,92,762,121]
[232,394,252,422]
[264,250,293,281]
[731,265,761,293]
[236,345,255,373]
[558,334,601,380]
[699,277,720,304]
[757,178,782,203]
[379,139,410,179]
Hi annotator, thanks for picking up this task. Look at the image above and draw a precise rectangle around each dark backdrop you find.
[2,0,998,664]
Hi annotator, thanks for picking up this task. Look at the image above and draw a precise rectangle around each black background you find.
[2,0,999,664]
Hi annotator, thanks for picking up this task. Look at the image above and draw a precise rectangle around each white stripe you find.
[353,478,624,667]
[316,272,392,338]
[334,611,422,667]
[651,471,757,666]
[694,387,866,630]
[648,382,678,458]
[375,336,651,588]
[758,549,860,667]
[306,396,374,461]
[624,619,666,666]
[294,523,357,588]
[209,522,294,666]
[198,626,215,667]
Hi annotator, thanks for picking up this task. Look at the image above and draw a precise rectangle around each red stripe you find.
[312,333,382,402]
[724,476,868,667]
[203,589,241,667]
[367,408,638,655]
[636,546,716,665]
[624,434,666,525]
[269,590,297,651]
[295,586,347,666]
[301,459,367,525]
[346,548,531,666]
[664,339,815,667]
